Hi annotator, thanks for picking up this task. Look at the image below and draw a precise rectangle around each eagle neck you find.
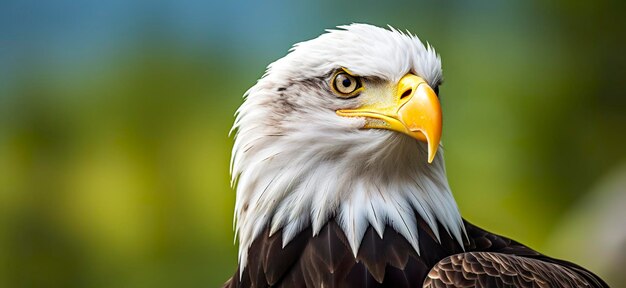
[232,129,465,272]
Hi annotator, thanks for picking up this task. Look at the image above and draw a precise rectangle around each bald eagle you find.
[224,24,608,288]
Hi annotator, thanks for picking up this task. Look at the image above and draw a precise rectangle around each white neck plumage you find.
[231,114,466,271]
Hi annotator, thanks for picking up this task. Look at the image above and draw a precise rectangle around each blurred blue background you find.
[1,1,625,287]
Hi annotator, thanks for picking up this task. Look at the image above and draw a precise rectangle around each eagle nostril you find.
[400,88,412,99]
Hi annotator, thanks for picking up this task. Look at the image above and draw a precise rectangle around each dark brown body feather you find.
[225,218,608,288]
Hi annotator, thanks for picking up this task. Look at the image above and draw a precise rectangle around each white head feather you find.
[230,23,465,272]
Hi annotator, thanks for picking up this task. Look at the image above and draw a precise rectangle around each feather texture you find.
[224,219,608,288]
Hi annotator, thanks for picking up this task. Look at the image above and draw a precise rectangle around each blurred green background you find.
[1,1,625,287]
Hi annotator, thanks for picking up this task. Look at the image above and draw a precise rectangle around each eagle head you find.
[230,24,465,271]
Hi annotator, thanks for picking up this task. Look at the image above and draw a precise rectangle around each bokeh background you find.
[1,1,625,287]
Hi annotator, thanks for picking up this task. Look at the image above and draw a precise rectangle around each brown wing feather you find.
[422,252,599,288]
[467,221,609,287]
[423,220,610,288]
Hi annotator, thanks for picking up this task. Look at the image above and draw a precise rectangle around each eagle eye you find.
[331,71,363,98]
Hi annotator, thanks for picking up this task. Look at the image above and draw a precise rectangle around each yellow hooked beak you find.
[336,74,442,163]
